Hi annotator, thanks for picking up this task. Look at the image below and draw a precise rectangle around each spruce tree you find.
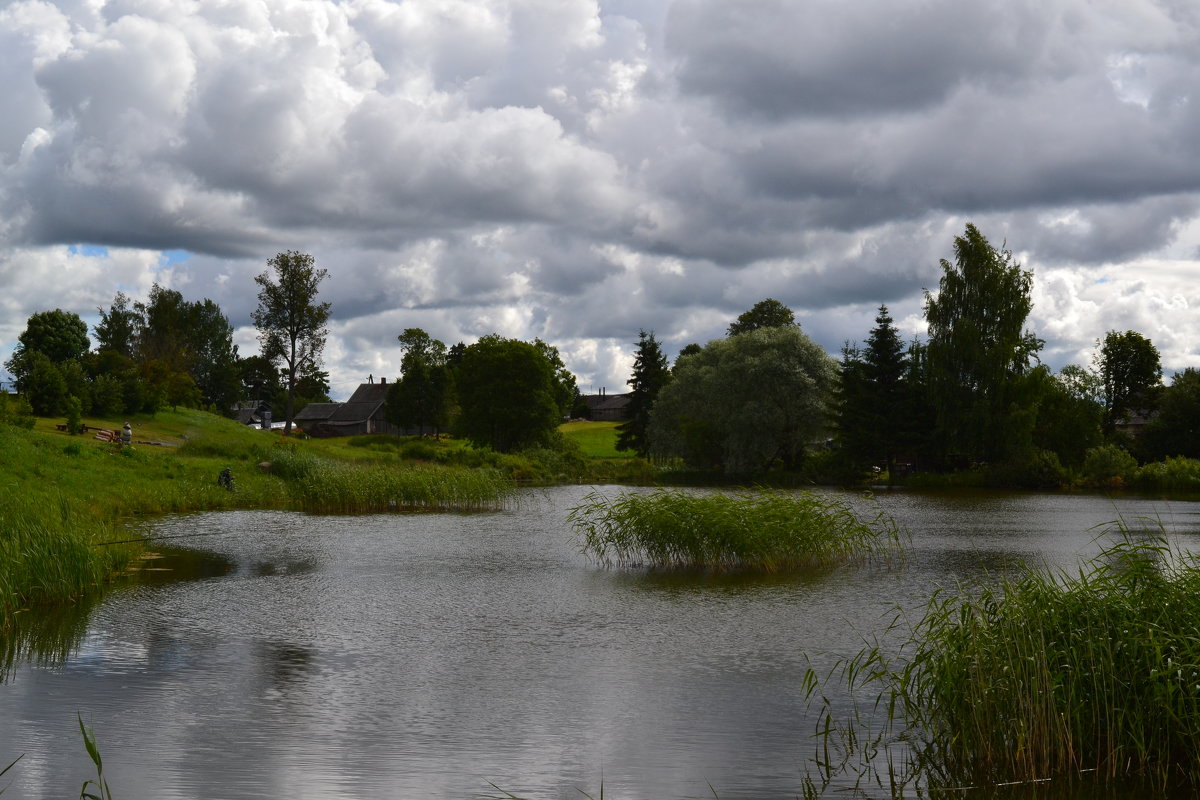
[616,330,670,458]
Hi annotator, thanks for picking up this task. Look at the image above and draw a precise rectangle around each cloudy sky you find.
[2,0,1199,399]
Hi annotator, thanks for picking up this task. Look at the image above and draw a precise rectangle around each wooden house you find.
[295,379,404,438]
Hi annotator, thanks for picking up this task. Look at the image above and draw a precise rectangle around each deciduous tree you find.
[455,335,560,452]
[649,326,838,473]
[4,309,90,393]
[1096,330,1161,431]
[1140,368,1200,461]
[727,298,797,336]
[94,292,139,358]
[252,251,331,433]
[924,223,1042,463]
[387,328,453,434]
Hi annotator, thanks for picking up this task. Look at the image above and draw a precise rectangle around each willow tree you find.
[924,224,1042,464]
[252,251,331,433]
[648,325,838,473]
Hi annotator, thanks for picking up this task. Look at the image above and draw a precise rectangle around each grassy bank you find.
[0,410,515,632]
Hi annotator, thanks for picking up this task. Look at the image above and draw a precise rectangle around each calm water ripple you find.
[2,486,1200,798]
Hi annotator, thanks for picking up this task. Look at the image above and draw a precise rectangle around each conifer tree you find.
[616,330,670,458]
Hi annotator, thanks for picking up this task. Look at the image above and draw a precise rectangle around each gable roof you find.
[346,383,390,404]
[294,402,340,422]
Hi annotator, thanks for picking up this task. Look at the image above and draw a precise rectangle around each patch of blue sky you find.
[68,244,109,258]
[159,249,192,267]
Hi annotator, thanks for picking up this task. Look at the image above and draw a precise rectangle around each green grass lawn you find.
[559,420,625,458]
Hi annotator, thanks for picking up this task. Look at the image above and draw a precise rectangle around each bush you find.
[0,393,35,430]
[1082,444,1138,489]
[1134,457,1200,493]
[987,448,1068,489]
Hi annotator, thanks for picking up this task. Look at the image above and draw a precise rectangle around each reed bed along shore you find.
[271,446,513,513]
[809,526,1200,797]
[570,488,904,571]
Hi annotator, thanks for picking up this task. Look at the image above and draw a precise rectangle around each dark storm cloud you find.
[665,0,1047,119]
[3,0,1200,394]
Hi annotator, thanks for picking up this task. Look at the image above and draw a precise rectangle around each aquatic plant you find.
[569,488,903,571]
[287,459,512,513]
[78,714,113,800]
[812,525,1200,795]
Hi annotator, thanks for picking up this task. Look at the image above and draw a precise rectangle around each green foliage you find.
[533,338,579,418]
[1032,366,1103,467]
[887,532,1200,789]
[386,356,453,434]
[64,396,84,435]
[24,353,68,416]
[615,329,670,458]
[924,223,1042,463]
[253,251,332,432]
[78,714,113,800]
[1082,443,1139,489]
[0,392,35,430]
[94,291,138,358]
[837,305,913,478]
[4,309,90,390]
[648,325,838,473]
[455,335,561,453]
[1141,368,1200,462]
[570,488,903,571]
[986,447,1068,489]
[1097,329,1161,430]
[1134,457,1200,493]
[727,298,796,336]
[286,458,511,513]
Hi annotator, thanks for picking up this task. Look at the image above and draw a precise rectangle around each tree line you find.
[2,249,584,455]
[3,252,333,428]
[614,223,1198,486]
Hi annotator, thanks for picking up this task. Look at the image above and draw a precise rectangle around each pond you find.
[2,486,1200,799]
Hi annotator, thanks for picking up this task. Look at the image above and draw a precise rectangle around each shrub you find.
[1082,444,1138,489]
[1135,457,1200,493]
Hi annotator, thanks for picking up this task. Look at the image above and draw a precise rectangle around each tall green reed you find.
[809,523,1200,795]
[286,458,513,513]
[569,489,904,571]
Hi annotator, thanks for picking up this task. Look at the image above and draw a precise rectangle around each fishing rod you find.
[93,528,250,547]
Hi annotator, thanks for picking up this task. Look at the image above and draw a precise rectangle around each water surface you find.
[2,487,1199,799]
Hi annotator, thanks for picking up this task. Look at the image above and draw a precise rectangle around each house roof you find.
[328,400,384,423]
[346,383,390,404]
[584,393,631,412]
[293,402,340,422]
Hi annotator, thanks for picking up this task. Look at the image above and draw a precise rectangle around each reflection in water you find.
[0,545,233,681]
[250,559,318,578]
[0,600,93,682]
[1,494,1200,799]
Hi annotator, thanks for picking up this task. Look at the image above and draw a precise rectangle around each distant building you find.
[288,378,410,438]
[581,390,632,422]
